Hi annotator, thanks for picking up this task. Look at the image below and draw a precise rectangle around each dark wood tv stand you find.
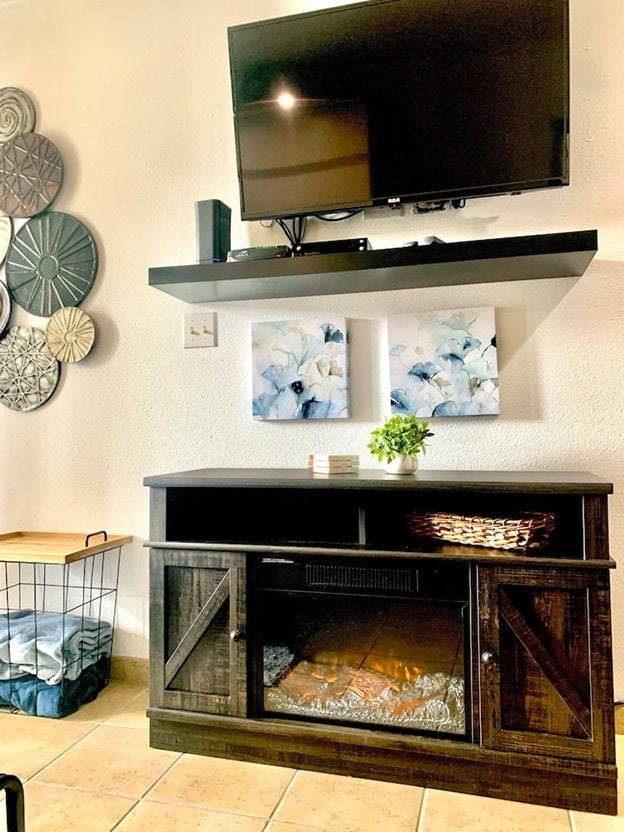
[144,468,617,815]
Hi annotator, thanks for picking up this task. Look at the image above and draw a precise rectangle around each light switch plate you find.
[183,312,217,348]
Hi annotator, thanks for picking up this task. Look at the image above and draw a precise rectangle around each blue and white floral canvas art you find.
[252,319,349,420]
[388,307,499,417]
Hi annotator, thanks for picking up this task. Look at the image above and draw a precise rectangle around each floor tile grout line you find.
[136,793,270,823]
[260,769,353,832]
[261,820,326,832]
[415,787,429,832]
[23,783,142,832]
[138,756,299,820]
[11,779,142,800]
[264,767,300,825]
[24,719,177,802]
[132,750,185,803]
[17,718,103,783]
[35,747,184,806]
[107,798,142,831]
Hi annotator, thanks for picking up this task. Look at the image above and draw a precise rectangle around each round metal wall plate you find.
[0,280,11,337]
[0,325,60,411]
[6,211,98,316]
[0,132,63,217]
[0,87,36,145]
[0,215,12,265]
[46,306,95,362]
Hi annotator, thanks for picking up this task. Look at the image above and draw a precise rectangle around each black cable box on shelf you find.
[227,245,291,262]
[293,237,371,256]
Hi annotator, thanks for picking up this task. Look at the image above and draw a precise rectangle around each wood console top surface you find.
[144,468,613,494]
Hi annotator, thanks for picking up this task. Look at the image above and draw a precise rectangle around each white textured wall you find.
[1,0,623,694]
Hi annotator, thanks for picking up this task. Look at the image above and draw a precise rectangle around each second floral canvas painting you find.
[252,319,349,420]
[388,307,499,417]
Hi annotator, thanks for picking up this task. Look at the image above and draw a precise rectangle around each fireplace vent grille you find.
[305,564,415,593]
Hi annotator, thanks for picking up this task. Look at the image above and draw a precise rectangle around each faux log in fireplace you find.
[258,558,468,736]
[144,468,617,815]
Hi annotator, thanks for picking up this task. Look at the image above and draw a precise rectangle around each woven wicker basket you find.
[405,510,556,552]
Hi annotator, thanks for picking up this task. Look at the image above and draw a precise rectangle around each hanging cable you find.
[274,210,361,246]
[276,216,308,247]
[316,209,362,222]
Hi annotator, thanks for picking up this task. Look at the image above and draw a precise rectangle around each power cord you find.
[274,209,362,247]
[276,216,308,247]
[316,210,362,222]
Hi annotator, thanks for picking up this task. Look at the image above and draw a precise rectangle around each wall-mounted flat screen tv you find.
[228,0,569,221]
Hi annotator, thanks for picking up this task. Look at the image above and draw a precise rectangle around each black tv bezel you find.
[227,0,570,222]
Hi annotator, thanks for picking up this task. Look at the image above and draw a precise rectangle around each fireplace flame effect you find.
[262,602,465,733]
[309,650,421,686]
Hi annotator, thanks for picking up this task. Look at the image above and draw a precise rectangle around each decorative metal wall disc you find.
[46,306,95,363]
[0,281,11,337]
[0,87,36,145]
[6,211,98,316]
[0,326,60,412]
[0,215,11,264]
[0,132,63,217]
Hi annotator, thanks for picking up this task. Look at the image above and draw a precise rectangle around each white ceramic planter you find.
[384,455,418,475]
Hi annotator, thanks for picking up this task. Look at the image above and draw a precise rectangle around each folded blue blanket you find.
[0,609,112,684]
[0,657,109,717]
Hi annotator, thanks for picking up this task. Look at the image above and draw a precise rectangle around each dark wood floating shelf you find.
[148,229,598,303]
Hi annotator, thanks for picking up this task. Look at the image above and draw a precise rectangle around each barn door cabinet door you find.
[150,549,247,716]
[477,565,615,763]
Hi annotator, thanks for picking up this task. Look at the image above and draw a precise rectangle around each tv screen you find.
[228,0,569,221]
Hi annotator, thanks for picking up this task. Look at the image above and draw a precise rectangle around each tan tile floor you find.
[1,683,624,832]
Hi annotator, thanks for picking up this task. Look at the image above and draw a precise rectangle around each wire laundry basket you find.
[0,530,131,717]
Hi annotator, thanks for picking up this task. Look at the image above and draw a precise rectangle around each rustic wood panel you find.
[144,468,613,493]
[499,588,591,736]
[228,558,248,717]
[149,548,247,716]
[469,565,480,743]
[149,548,167,709]
[148,710,617,815]
[478,565,615,762]
[589,571,616,763]
[165,571,230,687]
[165,559,230,699]
[146,539,616,570]
[584,494,610,559]
[149,488,167,541]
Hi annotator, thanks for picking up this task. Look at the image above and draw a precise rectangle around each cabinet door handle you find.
[481,650,498,665]
[230,629,246,642]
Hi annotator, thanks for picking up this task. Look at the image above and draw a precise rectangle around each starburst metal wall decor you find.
[0,132,64,217]
[6,212,98,316]
[0,86,36,145]
[45,307,95,363]
[0,280,11,338]
[0,326,60,412]
[0,216,11,265]
[0,86,98,411]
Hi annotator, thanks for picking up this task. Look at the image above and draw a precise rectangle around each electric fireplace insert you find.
[256,555,471,738]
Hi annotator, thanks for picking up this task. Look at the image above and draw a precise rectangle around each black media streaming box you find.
[292,238,371,256]
[227,245,291,262]
[195,199,231,263]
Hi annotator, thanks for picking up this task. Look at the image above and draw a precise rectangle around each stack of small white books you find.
[308,454,359,475]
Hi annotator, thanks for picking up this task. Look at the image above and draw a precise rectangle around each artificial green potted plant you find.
[367,414,434,474]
